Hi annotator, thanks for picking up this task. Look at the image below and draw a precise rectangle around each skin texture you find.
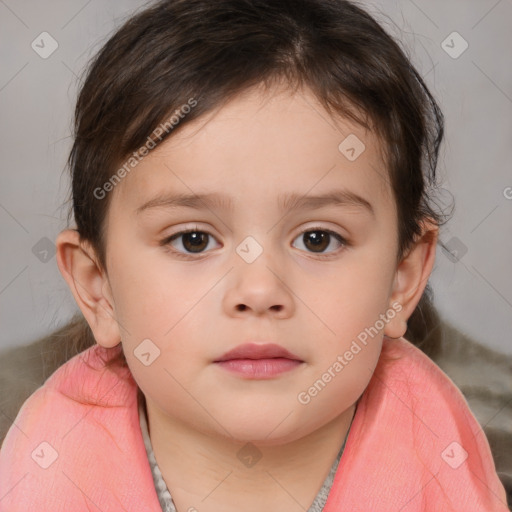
[56,84,438,511]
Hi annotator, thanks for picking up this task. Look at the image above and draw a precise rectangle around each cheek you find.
[298,251,393,405]
[124,348,209,435]
[109,250,206,338]
[294,335,382,437]
[120,292,208,413]
[304,259,394,342]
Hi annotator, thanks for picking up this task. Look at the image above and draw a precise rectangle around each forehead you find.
[112,85,394,217]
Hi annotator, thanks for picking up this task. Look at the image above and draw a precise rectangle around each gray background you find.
[0,0,511,354]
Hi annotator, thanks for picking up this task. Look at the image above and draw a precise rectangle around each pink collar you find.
[0,339,508,511]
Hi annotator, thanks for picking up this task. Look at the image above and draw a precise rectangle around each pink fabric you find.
[0,338,508,511]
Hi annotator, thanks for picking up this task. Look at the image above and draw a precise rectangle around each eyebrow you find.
[135,189,374,216]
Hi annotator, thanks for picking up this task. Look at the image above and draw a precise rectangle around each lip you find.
[213,343,303,379]
[214,343,302,362]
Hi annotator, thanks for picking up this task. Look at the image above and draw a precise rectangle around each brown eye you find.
[292,229,346,255]
[304,231,329,252]
[180,232,209,253]
[163,230,219,255]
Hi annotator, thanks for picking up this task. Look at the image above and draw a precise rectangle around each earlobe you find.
[384,220,439,340]
[55,229,121,348]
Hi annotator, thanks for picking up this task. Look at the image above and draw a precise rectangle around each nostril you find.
[235,304,283,312]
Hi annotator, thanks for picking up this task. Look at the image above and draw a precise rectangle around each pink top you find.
[0,337,508,511]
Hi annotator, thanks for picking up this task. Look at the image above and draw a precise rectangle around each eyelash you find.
[160,225,349,260]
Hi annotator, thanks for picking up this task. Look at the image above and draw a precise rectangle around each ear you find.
[55,229,121,348]
[384,220,439,339]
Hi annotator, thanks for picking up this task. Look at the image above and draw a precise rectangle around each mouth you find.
[213,343,304,379]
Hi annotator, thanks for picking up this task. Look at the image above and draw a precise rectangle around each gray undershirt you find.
[138,395,351,512]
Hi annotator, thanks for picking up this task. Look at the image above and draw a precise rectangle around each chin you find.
[212,410,317,447]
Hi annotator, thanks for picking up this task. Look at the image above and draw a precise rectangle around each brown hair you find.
[60,0,451,368]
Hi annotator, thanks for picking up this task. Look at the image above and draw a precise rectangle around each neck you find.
[144,396,356,512]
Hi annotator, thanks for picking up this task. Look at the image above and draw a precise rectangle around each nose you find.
[222,249,295,319]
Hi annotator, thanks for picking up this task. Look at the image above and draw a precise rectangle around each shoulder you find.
[377,336,470,404]
[0,343,135,434]
[326,337,509,511]
[373,337,498,467]
[0,344,154,511]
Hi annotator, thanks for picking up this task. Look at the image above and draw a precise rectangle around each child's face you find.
[103,84,402,443]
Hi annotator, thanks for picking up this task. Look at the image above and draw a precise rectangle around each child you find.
[0,0,508,510]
